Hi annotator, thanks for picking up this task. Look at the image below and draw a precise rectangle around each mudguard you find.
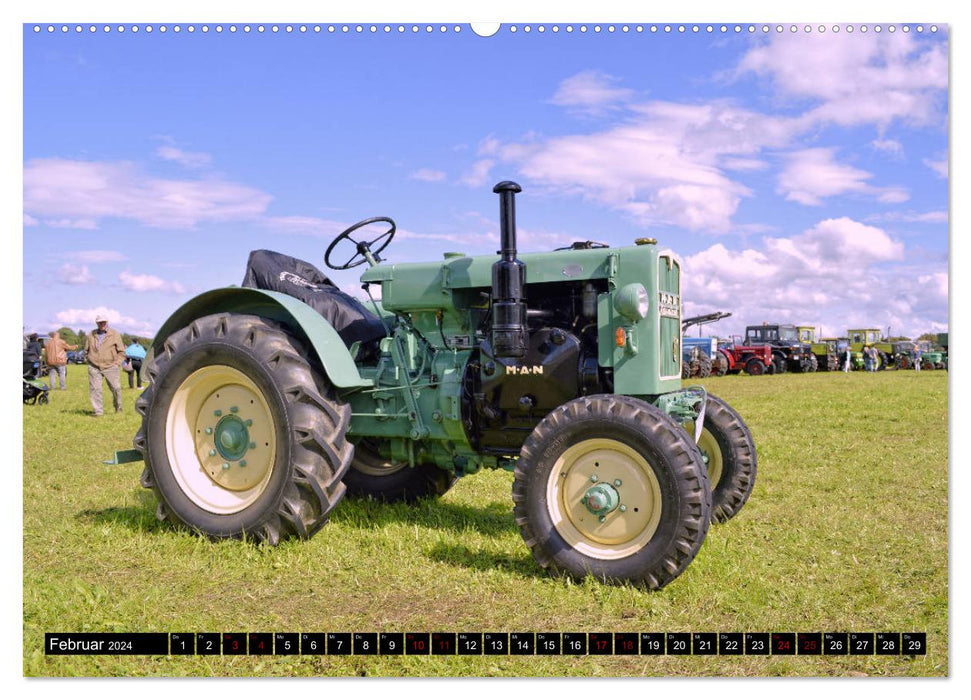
[150,287,373,390]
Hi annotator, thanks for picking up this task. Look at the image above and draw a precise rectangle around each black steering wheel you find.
[324,216,396,270]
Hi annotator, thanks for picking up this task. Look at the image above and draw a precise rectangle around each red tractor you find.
[717,337,776,376]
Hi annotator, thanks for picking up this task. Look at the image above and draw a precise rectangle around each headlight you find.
[615,283,649,321]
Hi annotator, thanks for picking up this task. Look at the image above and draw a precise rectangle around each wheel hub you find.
[215,415,250,461]
[582,483,620,517]
[546,438,663,559]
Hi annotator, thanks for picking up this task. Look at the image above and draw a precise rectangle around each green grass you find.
[23,366,948,676]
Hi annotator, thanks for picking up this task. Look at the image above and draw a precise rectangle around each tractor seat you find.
[241,249,387,350]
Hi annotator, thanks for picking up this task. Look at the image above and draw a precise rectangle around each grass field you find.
[22,365,948,677]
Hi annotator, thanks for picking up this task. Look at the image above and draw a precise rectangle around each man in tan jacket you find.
[85,314,126,416]
[44,330,78,390]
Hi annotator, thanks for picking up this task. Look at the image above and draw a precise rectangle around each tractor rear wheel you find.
[745,358,766,376]
[513,395,711,588]
[135,313,352,544]
[697,352,712,378]
[344,438,456,502]
[808,355,818,372]
[772,355,787,374]
[684,394,756,523]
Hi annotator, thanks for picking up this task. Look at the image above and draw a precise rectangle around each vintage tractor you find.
[716,337,775,376]
[796,326,838,371]
[682,312,731,377]
[744,324,814,373]
[847,329,897,370]
[113,182,757,589]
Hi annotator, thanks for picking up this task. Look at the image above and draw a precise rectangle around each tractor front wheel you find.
[513,395,711,589]
[772,356,787,374]
[344,438,456,502]
[745,358,766,376]
[135,313,353,544]
[683,394,757,523]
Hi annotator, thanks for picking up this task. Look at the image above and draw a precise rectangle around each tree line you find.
[53,327,153,349]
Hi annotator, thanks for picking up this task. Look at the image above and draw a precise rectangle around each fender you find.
[151,287,373,390]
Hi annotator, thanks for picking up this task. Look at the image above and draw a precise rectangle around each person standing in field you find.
[125,340,147,389]
[843,344,852,372]
[85,314,125,416]
[44,330,78,390]
[914,343,922,373]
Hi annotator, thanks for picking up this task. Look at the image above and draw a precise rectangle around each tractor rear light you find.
[615,327,627,347]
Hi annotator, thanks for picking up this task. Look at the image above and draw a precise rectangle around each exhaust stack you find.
[491,181,527,358]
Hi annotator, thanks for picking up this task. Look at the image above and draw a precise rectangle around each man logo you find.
[506,365,544,376]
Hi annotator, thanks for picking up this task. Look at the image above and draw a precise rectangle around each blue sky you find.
[23,22,948,340]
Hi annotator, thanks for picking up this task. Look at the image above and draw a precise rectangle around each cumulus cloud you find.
[924,157,948,178]
[24,213,38,226]
[871,139,904,157]
[54,306,156,336]
[24,158,272,229]
[58,263,94,285]
[118,270,186,294]
[735,31,948,129]
[551,70,635,114]
[460,159,495,188]
[866,210,948,224]
[156,145,213,169]
[263,215,470,245]
[777,148,908,206]
[410,168,447,183]
[682,217,941,339]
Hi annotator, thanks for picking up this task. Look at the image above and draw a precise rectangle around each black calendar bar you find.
[42,631,927,655]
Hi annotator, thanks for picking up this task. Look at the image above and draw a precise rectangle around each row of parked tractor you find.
[681,312,949,378]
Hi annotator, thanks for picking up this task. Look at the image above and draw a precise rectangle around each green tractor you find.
[114,182,757,589]
[796,326,838,371]
[847,329,895,370]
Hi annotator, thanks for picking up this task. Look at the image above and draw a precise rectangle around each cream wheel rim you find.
[687,423,723,489]
[352,440,407,477]
[546,438,663,560]
[165,365,278,514]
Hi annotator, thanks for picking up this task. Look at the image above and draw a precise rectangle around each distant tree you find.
[917,332,938,342]
[76,329,87,348]
[56,327,80,345]
[121,333,134,346]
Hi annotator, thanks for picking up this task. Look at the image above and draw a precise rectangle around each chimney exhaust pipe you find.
[490,181,528,358]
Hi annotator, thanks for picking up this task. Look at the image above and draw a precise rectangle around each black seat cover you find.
[241,249,386,348]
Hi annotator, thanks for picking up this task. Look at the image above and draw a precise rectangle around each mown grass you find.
[23,365,948,677]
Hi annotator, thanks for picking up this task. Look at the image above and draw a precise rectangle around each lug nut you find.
[590,475,599,482]
[245,419,253,426]
[614,479,622,487]
[214,409,222,417]
[209,449,217,456]
[249,442,257,449]
[230,406,238,413]
[205,427,213,435]
[222,462,230,470]
[619,505,627,513]
[599,515,606,523]
[239,460,247,467]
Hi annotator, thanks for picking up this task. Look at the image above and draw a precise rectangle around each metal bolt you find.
[245,419,252,426]
[209,449,217,457]
[590,475,599,482]
[214,409,222,417]
[249,442,257,449]
[230,406,238,413]
[205,427,213,435]
[239,460,247,467]
[221,462,230,470]
[619,505,627,513]
[599,515,606,523]
[614,479,622,487]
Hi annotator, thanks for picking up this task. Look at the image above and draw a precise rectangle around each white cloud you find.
[41,218,98,230]
[871,139,904,157]
[53,306,156,336]
[24,213,38,226]
[156,145,213,169]
[118,271,186,294]
[924,157,948,178]
[460,159,495,188]
[867,210,948,224]
[58,263,94,285]
[410,168,447,183]
[263,215,469,245]
[681,217,940,339]
[70,250,129,263]
[735,32,948,129]
[777,148,908,206]
[24,158,273,229]
[551,70,634,114]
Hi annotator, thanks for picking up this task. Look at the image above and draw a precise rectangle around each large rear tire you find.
[513,395,711,589]
[135,313,352,544]
[344,438,456,502]
[684,394,757,523]
[745,358,766,376]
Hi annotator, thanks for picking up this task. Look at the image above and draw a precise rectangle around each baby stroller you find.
[23,374,50,405]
